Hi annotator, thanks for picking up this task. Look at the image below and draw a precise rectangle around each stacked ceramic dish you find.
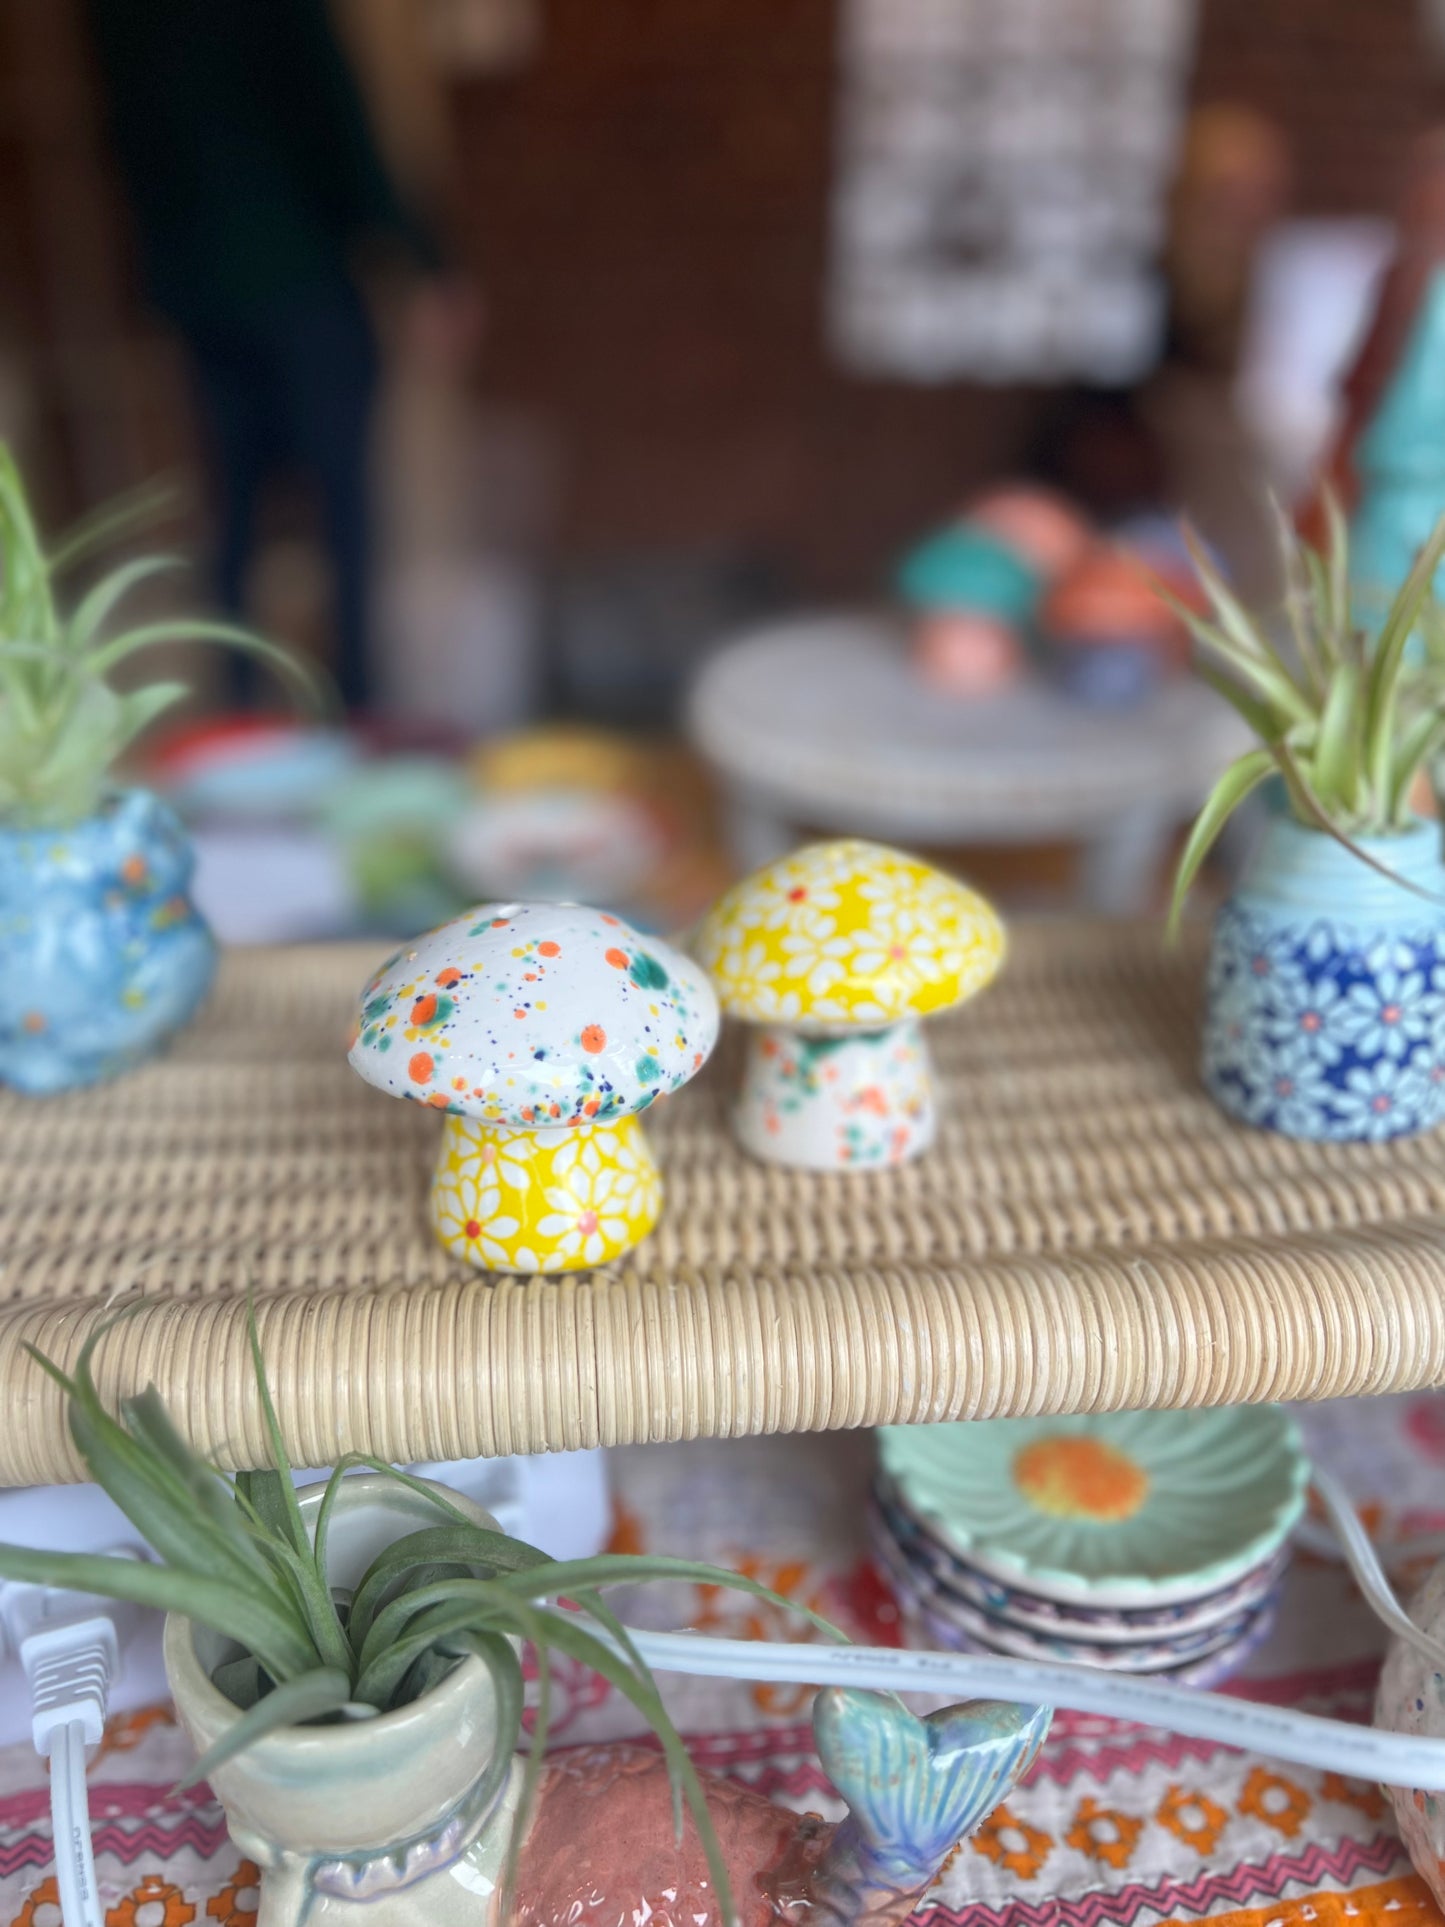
[871,1407,1308,1687]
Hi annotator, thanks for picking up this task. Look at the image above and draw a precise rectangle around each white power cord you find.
[0,1555,141,1927]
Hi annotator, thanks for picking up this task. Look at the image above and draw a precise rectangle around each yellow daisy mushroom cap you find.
[691,838,1005,1037]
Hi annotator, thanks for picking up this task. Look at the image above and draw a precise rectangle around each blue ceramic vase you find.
[0,787,216,1094]
[1202,812,1445,1140]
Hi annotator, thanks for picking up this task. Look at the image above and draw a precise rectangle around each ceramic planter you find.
[165,1476,524,1927]
[166,1476,1053,1927]
[0,786,215,1094]
[1375,1557,1445,1910]
[1201,812,1445,1140]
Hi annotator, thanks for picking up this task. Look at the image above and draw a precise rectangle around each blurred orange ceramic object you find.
[913,612,1023,695]
[1042,545,1183,646]
[966,486,1094,582]
[1041,544,1188,706]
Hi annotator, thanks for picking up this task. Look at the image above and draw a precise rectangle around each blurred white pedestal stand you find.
[690,615,1250,914]
[0,1447,610,1746]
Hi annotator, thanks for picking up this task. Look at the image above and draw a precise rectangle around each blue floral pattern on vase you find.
[1201,815,1445,1141]
[0,787,216,1094]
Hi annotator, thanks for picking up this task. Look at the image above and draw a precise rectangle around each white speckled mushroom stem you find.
[428,1112,664,1274]
[734,1020,936,1171]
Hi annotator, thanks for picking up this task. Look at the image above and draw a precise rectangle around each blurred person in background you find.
[83,0,474,712]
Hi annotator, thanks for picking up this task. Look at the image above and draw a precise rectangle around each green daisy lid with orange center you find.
[877,1406,1307,1606]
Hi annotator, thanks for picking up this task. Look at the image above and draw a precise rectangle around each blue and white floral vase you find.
[0,788,216,1094]
[1201,810,1445,1141]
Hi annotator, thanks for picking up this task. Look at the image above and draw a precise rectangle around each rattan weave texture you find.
[2,928,1444,1484]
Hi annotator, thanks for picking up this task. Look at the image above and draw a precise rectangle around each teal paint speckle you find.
[630,952,670,992]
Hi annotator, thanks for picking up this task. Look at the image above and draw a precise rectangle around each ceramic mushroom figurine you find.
[348,903,718,1273]
[691,839,1004,1169]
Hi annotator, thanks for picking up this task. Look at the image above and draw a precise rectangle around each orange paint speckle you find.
[436,967,461,987]
[408,1051,435,1084]
[21,1011,45,1034]
[427,1092,451,1109]
[601,914,619,926]
[452,1076,467,1091]
[581,1024,607,1053]
[583,1097,601,1116]
[538,940,561,957]
[605,948,629,970]
[514,1008,527,1019]
[121,854,148,886]
[1014,1436,1149,1521]
[411,994,438,1025]
[524,972,538,983]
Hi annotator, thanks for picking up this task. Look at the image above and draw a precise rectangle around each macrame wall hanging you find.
[828,0,1198,384]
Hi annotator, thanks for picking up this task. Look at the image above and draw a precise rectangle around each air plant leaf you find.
[0,441,321,828]
[176,1669,354,1791]
[1171,501,1445,922]
[1167,748,1277,939]
[66,555,185,655]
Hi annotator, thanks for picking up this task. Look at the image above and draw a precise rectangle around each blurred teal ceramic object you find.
[0,787,215,1093]
[1350,269,1445,621]
[877,1406,1307,1605]
[896,526,1039,623]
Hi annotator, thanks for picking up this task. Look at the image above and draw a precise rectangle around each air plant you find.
[0,444,317,828]
[0,1313,841,1916]
[1166,498,1445,935]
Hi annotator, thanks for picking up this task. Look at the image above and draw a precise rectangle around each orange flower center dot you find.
[1013,1435,1150,1521]
[578,1210,599,1235]
[464,1220,482,1239]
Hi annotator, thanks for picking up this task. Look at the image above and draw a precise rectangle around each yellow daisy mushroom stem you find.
[691,839,1004,1171]
[348,902,719,1273]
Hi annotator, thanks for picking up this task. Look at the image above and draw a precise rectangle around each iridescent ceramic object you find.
[1201,812,1445,1140]
[876,1407,1307,1606]
[691,840,1004,1169]
[0,787,215,1093]
[167,1475,1051,1927]
[348,903,718,1272]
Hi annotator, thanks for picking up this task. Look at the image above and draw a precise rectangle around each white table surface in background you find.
[689,613,1250,909]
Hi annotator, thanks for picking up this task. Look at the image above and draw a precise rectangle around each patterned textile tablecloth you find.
[4,1396,1445,1927]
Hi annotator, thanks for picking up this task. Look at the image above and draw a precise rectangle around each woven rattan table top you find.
[3,926,1444,1485]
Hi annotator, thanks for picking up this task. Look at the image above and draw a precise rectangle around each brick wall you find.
[455,0,1442,596]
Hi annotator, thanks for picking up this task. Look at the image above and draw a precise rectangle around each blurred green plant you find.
[0,1310,840,1915]
[0,444,317,828]
[1166,497,1445,935]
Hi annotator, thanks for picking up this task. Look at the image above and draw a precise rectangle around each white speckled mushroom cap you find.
[690,839,1005,1035]
[348,902,719,1128]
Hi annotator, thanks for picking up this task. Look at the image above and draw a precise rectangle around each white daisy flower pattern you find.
[1203,901,1445,1140]
[691,839,1004,1030]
